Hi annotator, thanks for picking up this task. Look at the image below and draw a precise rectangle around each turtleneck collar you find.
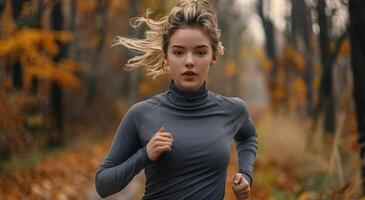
[166,80,208,107]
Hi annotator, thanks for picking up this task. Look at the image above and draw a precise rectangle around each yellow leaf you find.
[279,45,305,72]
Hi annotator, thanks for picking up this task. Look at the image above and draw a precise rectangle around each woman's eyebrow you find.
[171,45,185,49]
[195,45,209,49]
[171,45,209,49]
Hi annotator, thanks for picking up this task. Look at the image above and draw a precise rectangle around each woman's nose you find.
[185,53,195,68]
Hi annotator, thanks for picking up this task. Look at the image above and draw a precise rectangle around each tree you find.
[125,0,144,102]
[49,1,66,145]
[30,0,46,95]
[10,0,25,90]
[257,0,279,109]
[349,0,365,194]
[257,0,276,73]
[313,0,347,133]
[290,0,314,115]
[85,0,110,102]
[205,0,247,95]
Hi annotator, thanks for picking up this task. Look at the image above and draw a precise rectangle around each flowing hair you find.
[113,0,224,79]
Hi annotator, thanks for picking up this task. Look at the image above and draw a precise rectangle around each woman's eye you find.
[195,51,207,56]
[174,51,184,56]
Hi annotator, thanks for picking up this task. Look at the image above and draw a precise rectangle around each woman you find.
[95,0,258,199]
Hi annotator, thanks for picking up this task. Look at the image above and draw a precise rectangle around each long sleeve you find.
[95,105,152,198]
[233,99,258,186]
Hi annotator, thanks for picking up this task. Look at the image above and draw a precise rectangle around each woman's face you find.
[165,27,216,92]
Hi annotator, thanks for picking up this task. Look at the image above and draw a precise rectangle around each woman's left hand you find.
[232,173,250,200]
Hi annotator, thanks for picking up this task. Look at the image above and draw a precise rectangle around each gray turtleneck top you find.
[95,80,258,200]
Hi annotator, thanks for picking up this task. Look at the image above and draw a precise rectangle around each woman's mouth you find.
[182,71,197,80]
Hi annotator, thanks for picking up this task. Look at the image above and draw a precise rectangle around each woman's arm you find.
[233,99,258,186]
[234,132,258,186]
[95,106,151,198]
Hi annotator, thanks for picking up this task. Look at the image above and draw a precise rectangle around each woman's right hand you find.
[146,127,173,161]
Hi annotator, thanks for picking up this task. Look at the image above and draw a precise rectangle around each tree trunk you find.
[70,0,77,32]
[291,0,314,115]
[349,0,365,194]
[257,0,275,62]
[30,0,45,95]
[10,0,24,90]
[49,1,66,145]
[11,0,24,26]
[314,0,336,133]
[301,0,314,116]
[257,0,278,110]
[125,0,143,102]
[0,0,5,16]
[86,0,110,102]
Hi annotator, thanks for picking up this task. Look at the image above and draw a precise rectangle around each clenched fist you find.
[232,173,250,200]
[146,127,174,161]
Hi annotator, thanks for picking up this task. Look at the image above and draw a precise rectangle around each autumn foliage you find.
[269,45,307,113]
[0,0,363,199]
[0,139,108,200]
[0,28,79,89]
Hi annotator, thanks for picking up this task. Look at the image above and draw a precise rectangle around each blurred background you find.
[1,0,365,199]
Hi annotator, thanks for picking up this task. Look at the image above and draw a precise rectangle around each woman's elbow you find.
[95,171,110,198]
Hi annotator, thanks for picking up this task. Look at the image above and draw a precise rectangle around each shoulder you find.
[125,95,162,118]
[209,92,249,116]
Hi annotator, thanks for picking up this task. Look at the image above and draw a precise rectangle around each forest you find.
[0,0,365,199]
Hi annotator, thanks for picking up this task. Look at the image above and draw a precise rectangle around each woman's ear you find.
[211,56,217,65]
[164,55,168,65]
[163,55,170,70]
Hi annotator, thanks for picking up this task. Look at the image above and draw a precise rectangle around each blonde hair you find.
[113,0,224,79]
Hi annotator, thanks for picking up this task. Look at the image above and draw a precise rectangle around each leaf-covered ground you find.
[0,113,363,200]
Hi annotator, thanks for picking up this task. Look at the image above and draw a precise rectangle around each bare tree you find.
[257,0,276,73]
[85,0,110,102]
[10,0,25,90]
[313,0,347,133]
[290,0,314,115]
[349,0,365,194]
[49,1,66,145]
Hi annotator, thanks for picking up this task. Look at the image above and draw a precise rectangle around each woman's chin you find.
[177,80,202,92]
